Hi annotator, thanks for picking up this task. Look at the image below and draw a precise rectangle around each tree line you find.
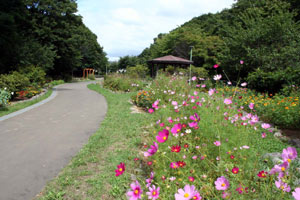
[113,0,300,93]
[0,0,108,80]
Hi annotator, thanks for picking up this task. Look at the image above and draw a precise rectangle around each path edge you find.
[0,86,59,122]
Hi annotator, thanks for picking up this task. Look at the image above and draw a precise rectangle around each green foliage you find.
[0,0,108,79]
[118,56,139,69]
[0,88,11,107]
[88,74,95,80]
[137,0,300,93]
[0,71,30,93]
[48,80,65,88]
[126,64,149,78]
[103,74,147,92]
[18,65,46,87]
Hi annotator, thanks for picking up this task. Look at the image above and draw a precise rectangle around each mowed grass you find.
[36,83,154,200]
[0,89,53,117]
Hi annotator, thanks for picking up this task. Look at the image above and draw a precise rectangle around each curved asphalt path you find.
[0,81,107,200]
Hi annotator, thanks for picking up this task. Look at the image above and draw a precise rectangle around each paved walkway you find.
[0,82,107,200]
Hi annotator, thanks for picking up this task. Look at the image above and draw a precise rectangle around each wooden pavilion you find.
[147,55,193,77]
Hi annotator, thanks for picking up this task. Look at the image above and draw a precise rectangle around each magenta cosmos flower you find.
[215,176,230,190]
[224,98,232,105]
[171,123,182,135]
[146,185,160,200]
[293,188,300,200]
[127,181,143,200]
[156,129,169,143]
[213,64,219,69]
[144,142,158,157]
[282,147,298,163]
[148,108,154,113]
[175,184,198,200]
[115,162,125,176]
[170,162,179,169]
[189,113,200,128]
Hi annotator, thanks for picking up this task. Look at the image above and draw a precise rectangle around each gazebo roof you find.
[148,55,193,65]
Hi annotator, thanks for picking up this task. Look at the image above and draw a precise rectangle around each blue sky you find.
[77,0,235,61]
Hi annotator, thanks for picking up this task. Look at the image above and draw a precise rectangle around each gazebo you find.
[148,55,193,77]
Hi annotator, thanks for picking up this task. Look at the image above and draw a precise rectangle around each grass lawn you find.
[0,89,53,117]
[36,83,154,200]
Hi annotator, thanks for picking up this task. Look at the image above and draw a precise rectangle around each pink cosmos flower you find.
[127,181,143,200]
[262,132,266,138]
[240,60,244,64]
[224,98,232,105]
[214,141,221,146]
[156,129,169,143]
[208,88,216,96]
[270,161,289,177]
[282,147,298,162]
[213,64,219,69]
[201,84,206,88]
[241,82,247,87]
[215,176,230,190]
[148,108,154,113]
[222,191,230,199]
[146,185,160,200]
[249,103,254,110]
[192,76,197,81]
[144,142,158,157]
[227,81,232,85]
[251,115,259,123]
[175,185,198,200]
[293,188,300,200]
[275,179,291,192]
[115,162,125,176]
[171,123,182,135]
[146,172,154,187]
[261,123,271,129]
[214,74,222,81]
[172,101,178,106]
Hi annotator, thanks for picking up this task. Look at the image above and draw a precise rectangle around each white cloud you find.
[77,0,235,61]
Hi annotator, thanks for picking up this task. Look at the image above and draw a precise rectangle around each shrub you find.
[88,74,95,80]
[0,88,11,107]
[103,74,147,92]
[126,64,149,79]
[48,80,65,87]
[18,65,46,87]
[0,71,30,93]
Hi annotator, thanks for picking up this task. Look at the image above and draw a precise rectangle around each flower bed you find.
[218,86,300,129]
[116,75,299,199]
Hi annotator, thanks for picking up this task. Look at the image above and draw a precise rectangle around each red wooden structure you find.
[82,68,95,79]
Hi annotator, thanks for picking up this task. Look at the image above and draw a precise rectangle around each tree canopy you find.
[0,0,107,79]
[138,0,300,93]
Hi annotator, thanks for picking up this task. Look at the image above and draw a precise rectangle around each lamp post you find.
[189,46,194,85]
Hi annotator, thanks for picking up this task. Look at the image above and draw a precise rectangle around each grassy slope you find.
[0,89,53,117]
[36,83,154,200]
